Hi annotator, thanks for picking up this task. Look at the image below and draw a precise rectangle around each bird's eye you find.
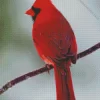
[31,6,41,21]
[31,6,41,15]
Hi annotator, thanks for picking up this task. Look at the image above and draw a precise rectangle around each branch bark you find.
[0,42,100,95]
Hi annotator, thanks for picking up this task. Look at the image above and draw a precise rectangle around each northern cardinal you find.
[26,0,77,100]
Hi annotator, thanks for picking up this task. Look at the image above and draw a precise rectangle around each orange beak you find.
[25,8,35,16]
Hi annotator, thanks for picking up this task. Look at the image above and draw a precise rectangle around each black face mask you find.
[31,6,41,21]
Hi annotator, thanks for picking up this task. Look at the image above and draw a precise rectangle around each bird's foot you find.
[45,64,52,74]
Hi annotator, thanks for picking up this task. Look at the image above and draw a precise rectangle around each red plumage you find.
[26,0,77,100]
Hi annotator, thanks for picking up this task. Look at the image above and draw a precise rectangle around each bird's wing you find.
[33,18,77,66]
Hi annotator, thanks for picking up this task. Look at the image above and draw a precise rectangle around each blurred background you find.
[0,0,100,100]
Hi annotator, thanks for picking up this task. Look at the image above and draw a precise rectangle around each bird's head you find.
[25,0,53,21]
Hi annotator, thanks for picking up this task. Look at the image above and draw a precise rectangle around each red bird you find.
[26,0,77,100]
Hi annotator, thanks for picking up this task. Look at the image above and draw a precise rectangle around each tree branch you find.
[0,42,100,95]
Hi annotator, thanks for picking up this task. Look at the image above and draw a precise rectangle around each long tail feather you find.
[54,62,75,100]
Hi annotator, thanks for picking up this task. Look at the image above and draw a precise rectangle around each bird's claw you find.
[45,64,51,74]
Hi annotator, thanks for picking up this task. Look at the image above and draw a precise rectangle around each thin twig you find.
[0,42,100,95]
[78,0,99,20]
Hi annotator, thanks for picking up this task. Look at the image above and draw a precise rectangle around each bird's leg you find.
[45,64,52,74]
